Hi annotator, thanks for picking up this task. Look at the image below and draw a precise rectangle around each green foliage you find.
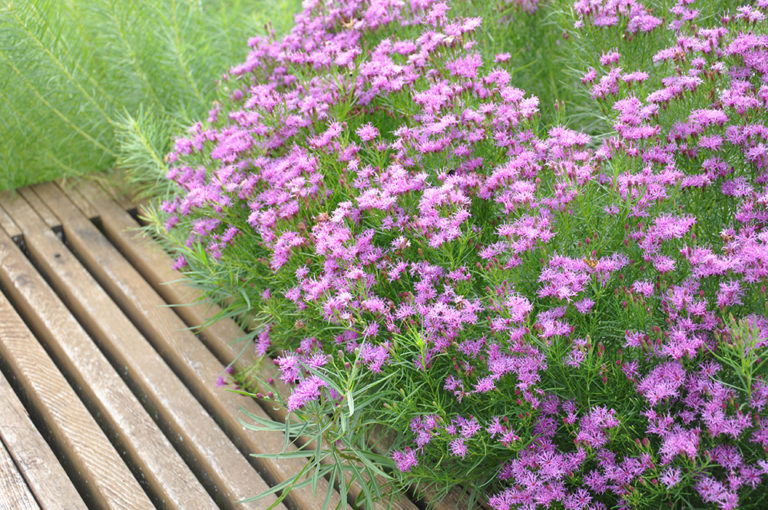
[0,0,301,191]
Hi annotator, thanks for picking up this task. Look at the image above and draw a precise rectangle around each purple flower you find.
[599,49,620,67]
[449,437,467,458]
[573,298,594,314]
[446,52,483,78]
[359,343,390,372]
[356,123,379,142]
[638,362,686,406]
[631,280,654,297]
[659,425,700,464]
[458,416,481,438]
[717,280,744,308]
[473,376,496,393]
[659,467,681,488]
[564,488,592,510]
[576,406,620,448]
[392,447,418,472]
[286,375,328,412]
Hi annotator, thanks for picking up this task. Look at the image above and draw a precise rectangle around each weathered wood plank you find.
[16,188,59,229]
[0,439,40,510]
[0,367,86,510]
[0,280,153,509]
[38,181,338,510]
[76,181,430,510]
[58,183,99,219]
[0,204,20,239]
[1,189,284,510]
[0,225,217,509]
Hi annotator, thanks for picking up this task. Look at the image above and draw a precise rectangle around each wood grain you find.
[41,181,336,510]
[0,225,217,509]
[57,183,98,219]
[0,204,20,239]
[0,369,86,510]
[16,188,58,229]
[0,281,152,509]
[0,439,40,510]
[1,187,285,510]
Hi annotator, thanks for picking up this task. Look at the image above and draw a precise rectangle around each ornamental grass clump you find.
[151,0,768,508]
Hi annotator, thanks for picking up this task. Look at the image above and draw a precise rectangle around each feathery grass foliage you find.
[0,0,301,191]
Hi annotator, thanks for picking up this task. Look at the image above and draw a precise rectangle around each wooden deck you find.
[0,180,456,510]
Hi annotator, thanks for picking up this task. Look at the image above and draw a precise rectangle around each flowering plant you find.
[150,0,768,508]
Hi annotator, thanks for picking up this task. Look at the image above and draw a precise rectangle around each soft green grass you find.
[0,0,301,191]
